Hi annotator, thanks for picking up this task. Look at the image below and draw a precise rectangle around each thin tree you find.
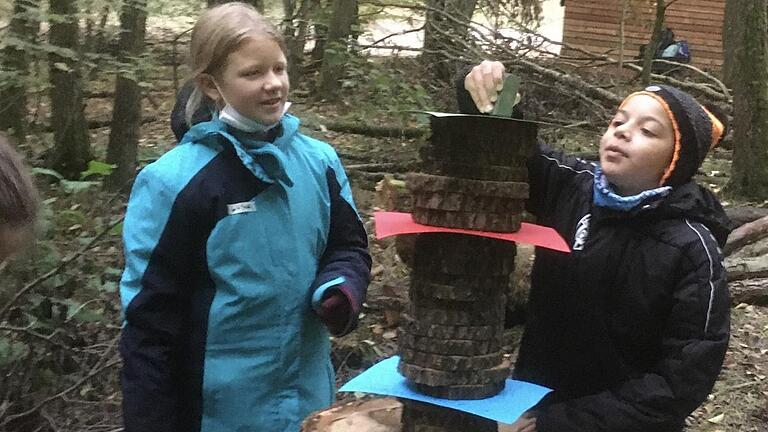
[47,0,92,178]
[727,0,768,199]
[0,0,40,141]
[105,0,147,191]
[283,0,316,85]
[640,0,666,86]
[421,0,478,82]
[315,0,358,99]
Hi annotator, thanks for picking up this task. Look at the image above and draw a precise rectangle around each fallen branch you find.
[725,206,768,230]
[725,255,768,281]
[724,215,768,256]
[43,116,157,132]
[348,170,407,183]
[347,163,403,172]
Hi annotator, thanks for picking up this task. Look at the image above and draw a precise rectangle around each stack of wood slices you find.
[398,114,537,432]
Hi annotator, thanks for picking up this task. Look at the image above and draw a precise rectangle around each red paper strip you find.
[374,211,570,253]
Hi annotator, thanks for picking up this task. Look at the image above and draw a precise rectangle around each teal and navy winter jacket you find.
[118,114,371,432]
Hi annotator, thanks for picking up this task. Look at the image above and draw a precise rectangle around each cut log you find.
[725,206,768,229]
[725,255,768,281]
[724,214,768,256]
[730,278,768,306]
[301,398,523,431]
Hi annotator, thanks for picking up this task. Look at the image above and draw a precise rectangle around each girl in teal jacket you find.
[118,4,371,431]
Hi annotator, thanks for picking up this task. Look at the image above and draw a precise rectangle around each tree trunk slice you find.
[411,208,523,232]
[410,272,510,293]
[410,234,516,276]
[408,296,507,318]
[400,315,503,340]
[412,252,514,276]
[412,190,526,213]
[398,359,510,386]
[421,162,529,182]
[428,117,537,156]
[399,348,504,371]
[412,382,506,400]
[419,145,531,167]
[409,302,505,325]
[398,331,502,356]
[406,173,529,198]
[409,277,507,302]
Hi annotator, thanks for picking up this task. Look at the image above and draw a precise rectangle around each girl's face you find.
[202,35,289,126]
[599,95,675,196]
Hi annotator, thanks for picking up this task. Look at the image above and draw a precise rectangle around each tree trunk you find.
[641,0,665,87]
[105,0,147,191]
[721,0,740,88]
[47,0,92,179]
[284,0,314,86]
[315,0,358,100]
[728,0,768,199]
[421,0,478,83]
[0,0,40,141]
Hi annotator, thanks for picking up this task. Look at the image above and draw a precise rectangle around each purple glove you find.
[316,288,353,335]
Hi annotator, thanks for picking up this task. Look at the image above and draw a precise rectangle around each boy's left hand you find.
[316,289,352,335]
[504,412,537,432]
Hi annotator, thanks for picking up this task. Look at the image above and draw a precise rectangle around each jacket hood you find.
[660,182,732,246]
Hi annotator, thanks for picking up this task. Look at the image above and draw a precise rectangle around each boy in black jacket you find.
[461,61,730,432]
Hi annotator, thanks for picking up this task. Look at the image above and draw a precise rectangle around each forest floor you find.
[1,53,766,431]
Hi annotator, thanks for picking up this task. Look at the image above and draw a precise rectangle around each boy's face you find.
[200,36,289,126]
[599,95,675,195]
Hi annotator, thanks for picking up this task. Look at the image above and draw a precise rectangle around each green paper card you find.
[491,74,521,118]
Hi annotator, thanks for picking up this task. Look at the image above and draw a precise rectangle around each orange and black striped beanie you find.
[620,85,726,187]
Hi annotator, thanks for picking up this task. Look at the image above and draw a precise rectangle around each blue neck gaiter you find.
[593,166,671,211]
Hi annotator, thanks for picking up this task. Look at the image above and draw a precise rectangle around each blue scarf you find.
[593,166,671,211]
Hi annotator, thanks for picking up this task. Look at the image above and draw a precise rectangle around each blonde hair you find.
[185,2,286,126]
[0,134,37,230]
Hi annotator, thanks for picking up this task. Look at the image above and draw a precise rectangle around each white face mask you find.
[213,80,291,133]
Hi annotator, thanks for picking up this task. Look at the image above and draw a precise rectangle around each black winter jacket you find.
[456,79,731,432]
[522,146,730,432]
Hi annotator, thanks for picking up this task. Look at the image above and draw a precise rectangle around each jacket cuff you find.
[311,276,346,309]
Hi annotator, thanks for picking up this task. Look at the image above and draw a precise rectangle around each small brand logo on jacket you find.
[573,213,592,251]
[227,201,257,215]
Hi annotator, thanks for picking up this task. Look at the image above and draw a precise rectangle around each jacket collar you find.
[180,114,301,186]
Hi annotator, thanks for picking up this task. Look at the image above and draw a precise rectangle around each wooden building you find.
[561,0,725,71]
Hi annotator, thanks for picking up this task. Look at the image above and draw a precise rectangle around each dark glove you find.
[316,288,352,336]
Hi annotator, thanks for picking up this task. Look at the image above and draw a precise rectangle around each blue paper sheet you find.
[338,356,551,424]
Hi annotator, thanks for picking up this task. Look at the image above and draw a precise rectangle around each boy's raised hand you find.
[464,60,506,113]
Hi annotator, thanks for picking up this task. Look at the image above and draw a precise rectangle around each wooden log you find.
[724,214,768,256]
[725,255,768,281]
[725,206,768,230]
[398,360,510,386]
[300,398,522,431]
[730,279,768,306]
